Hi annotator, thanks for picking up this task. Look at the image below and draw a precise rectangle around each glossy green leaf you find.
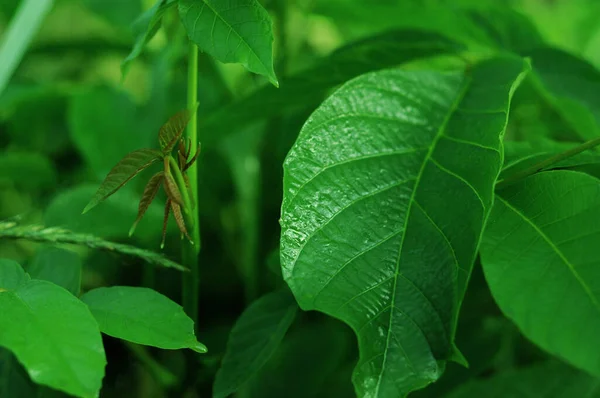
[82,148,162,214]
[0,258,29,290]
[0,0,53,97]
[0,152,57,192]
[280,56,529,397]
[178,0,277,86]
[481,170,600,377]
[444,361,600,398]
[0,270,105,398]
[80,286,207,353]
[200,29,465,144]
[121,0,176,79]
[213,289,297,398]
[27,248,82,296]
[530,48,600,140]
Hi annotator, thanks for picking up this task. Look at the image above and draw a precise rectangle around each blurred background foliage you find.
[1,0,599,397]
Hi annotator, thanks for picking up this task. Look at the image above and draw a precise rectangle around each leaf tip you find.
[190,342,207,354]
[82,202,95,215]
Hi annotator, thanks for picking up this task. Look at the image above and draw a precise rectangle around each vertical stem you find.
[182,41,201,327]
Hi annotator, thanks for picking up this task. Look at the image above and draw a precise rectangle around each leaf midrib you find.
[496,195,600,314]
[373,78,470,396]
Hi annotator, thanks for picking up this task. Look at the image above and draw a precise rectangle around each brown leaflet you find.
[158,109,191,154]
[171,201,192,243]
[164,172,185,207]
[183,142,201,172]
[129,171,164,237]
[83,148,163,214]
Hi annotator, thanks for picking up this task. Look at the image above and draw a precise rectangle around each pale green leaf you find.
[481,170,600,377]
[178,0,278,86]
[82,148,163,214]
[121,0,177,79]
[27,247,82,296]
[0,0,53,97]
[280,56,529,397]
[213,289,297,398]
[0,258,29,290]
[444,361,600,398]
[0,275,105,397]
[80,286,207,353]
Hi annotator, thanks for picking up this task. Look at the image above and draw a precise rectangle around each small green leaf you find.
[82,148,163,214]
[27,247,82,296]
[481,170,600,377]
[280,56,529,397]
[213,289,297,398]
[0,258,29,290]
[158,109,191,154]
[129,171,164,237]
[178,0,278,86]
[445,361,600,398]
[80,286,206,353]
[0,276,106,398]
[121,0,177,79]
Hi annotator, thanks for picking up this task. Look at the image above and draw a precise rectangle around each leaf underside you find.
[83,148,162,214]
[481,170,600,377]
[178,0,278,86]
[280,57,529,397]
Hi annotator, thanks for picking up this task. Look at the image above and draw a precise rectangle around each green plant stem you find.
[168,156,194,224]
[497,137,600,189]
[182,41,201,327]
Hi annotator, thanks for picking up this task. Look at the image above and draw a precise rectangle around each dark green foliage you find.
[2,1,600,397]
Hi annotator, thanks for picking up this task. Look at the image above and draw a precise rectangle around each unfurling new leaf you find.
[82,148,162,214]
[129,171,165,237]
[158,109,192,154]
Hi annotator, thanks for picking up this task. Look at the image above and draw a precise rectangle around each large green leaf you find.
[0,261,105,398]
[178,0,277,86]
[280,56,529,397]
[199,29,465,144]
[444,361,600,398]
[530,47,600,140]
[0,0,53,97]
[213,289,297,398]
[80,286,207,353]
[480,170,600,377]
[27,247,82,296]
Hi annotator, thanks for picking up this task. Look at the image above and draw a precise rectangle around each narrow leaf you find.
[0,265,106,398]
[161,199,171,249]
[170,201,191,242]
[83,148,163,214]
[213,289,298,398]
[80,286,206,353]
[164,172,185,207]
[481,170,600,377]
[280,56,529,397]
[129,171,164,237]
[27,247,82,296]
[121,0,176,79]
[178,0,278,86]
[158,109,191,154]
